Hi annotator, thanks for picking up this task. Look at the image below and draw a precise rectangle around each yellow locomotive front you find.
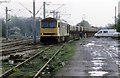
[40,17,59,43]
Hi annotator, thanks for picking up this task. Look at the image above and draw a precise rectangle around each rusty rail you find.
[33,43,66,78]
[0,45,53,78]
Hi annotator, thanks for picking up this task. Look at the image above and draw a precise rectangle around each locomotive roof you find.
[41,17,57,22]
[41,17,68,24]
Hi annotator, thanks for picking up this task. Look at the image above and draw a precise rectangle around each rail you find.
[2,37,40,49]
[1,45,42,56]
[0,45,53,78]
[33,43,66,78]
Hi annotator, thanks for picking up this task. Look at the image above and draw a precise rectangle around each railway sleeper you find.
[7,54,24,64]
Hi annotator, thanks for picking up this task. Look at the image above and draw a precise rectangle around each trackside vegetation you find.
[42,42,76,77]
[2,42,76,77]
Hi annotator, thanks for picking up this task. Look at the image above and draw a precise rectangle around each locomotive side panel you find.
[58,22,69,37]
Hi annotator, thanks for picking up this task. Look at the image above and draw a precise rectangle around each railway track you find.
[2,38,40,50]
[1,45,42,56]
[33,42,67,78]
[1,44,47,73]
[1,45,53,78]
[2,37,40,43]
[1,37,40,56]
[2,38,23,43]
[0,41,71,78]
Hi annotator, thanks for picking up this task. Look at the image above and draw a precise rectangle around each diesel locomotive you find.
[40,17,98,43]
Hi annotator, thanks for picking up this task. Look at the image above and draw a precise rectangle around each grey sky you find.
[0,0,119,27]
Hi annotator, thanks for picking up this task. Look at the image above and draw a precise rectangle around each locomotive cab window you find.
[41,22,56,28]
[41,18,57,28]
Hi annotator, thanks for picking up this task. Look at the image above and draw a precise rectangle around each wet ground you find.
[56,37,120,77]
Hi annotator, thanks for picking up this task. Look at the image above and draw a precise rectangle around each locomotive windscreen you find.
[41,18,57,28]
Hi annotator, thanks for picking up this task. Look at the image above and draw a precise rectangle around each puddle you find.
[91,59,106,67]
[91,60,104,63]
[110,46,115,48]
[91,41,95,43]
[85,42,103,47]
[85,43,95,47]
[88,71,108,76]
[93,57,106,60]
[95,45,103,47]
[93,62,105,67]
[91,51,102,57]
[92,67,102,70]
[110,46,118,50]
[115,61,120,65]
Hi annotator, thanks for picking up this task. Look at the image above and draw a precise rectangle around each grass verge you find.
[41,42,76,77]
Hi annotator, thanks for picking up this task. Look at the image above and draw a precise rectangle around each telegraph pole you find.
[33,0,36,45]
[51,10,55,18]
[6,7,8,40]
[50,10,59,19]
[43,2,46,19]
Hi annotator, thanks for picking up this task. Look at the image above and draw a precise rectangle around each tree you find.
[0,19,2,37]
[76,20,90,27]
[2,20,6,37]
[9,16,26,36]
[7,16,41,38]
[106,23,115,29]
[117,14,120,32]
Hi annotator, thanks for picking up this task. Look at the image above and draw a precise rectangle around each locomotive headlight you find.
[41,33,43,35]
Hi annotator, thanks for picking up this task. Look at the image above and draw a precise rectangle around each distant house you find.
[9,27,21,35]
[9,27,22,39]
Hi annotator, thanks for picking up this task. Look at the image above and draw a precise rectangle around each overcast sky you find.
[0,0,120,27]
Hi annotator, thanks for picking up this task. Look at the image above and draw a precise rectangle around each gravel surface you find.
[56,37,120,77]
